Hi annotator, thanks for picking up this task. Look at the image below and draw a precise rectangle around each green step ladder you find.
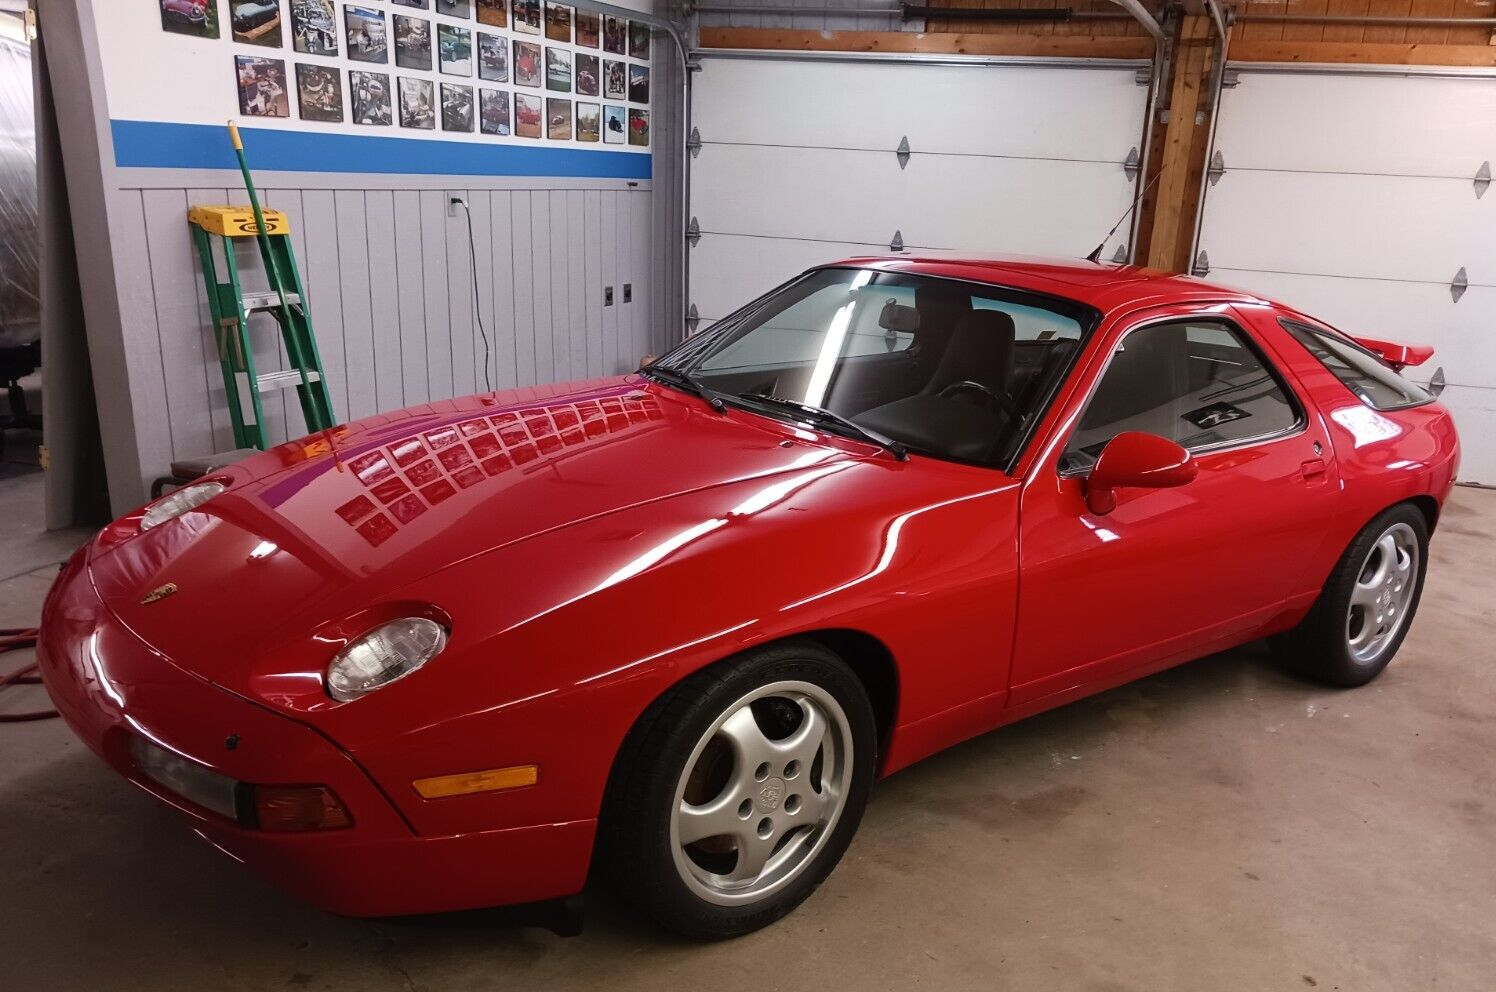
[189,202,336,450]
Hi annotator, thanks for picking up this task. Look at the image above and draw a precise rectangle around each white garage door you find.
[687,51,1151,334]
[1195,64,1496,484]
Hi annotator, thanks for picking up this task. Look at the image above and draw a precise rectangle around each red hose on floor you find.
[0,627,56,722]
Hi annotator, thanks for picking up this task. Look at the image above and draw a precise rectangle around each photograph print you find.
[576,101,599,142]
[438,23,473,75]
[546,97,571,140]
[436,0,472,17]
[480,88,511,135]
[575,53,598,97]
[603,59,625,100]
[476,0,507,27]
[350,69,393,124]
[296,62,344,121]
[545,46,571,92]
[398,76,436,128]
[628,63,648,104]
[513,40,541,87]
[478,32,508,81]
[513,0,541,34]
[231,0,283,46]
[345,5,388,62]
[515,93,542,138]
[544,2,571,42]
[290,0,338,54]
[628,107,648,146]
[628,19,649,59]
[602,103,625,144]
[575,9,599,48]
[392,0,428,6]
[160,0,219,39]
[602,13,624,54]
[394,14,432,70]
[442,82,475,131]
[236,55,289,117]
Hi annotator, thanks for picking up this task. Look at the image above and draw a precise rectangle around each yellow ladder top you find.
[188,205,291,238]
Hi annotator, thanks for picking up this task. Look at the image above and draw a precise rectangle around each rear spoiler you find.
[1351,335,1434,372]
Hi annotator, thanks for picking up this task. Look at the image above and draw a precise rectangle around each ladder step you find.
[256,369,321,392]
[242,290,303,313]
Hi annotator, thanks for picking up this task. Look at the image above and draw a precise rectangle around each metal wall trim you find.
[1228,60,1496,81]
[694,48,1150,71]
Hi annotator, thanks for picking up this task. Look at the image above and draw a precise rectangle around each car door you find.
[1008,303,1340,706]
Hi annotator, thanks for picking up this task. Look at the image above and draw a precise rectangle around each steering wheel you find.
[938,380,1003,411]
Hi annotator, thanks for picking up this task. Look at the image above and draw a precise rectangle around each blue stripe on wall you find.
[110,119,652,179]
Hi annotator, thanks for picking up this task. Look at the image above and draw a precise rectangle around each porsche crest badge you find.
[140,582,178,605]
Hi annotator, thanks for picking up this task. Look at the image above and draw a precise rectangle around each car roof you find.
[830,253,1267,314]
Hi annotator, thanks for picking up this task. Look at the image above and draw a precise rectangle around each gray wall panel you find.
[114,176,658,471]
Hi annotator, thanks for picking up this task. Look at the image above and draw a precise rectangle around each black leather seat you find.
[855,310,1017,463]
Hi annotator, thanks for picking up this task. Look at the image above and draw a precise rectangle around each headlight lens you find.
[141,481,226,530]
[325,617,448,702]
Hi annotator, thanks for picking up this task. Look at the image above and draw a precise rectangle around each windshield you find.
[657,268,1096,468]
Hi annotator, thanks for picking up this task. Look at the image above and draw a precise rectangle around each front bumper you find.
[36,549,593,917]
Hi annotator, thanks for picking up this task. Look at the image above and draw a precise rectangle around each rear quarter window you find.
[1280,319,1433,411]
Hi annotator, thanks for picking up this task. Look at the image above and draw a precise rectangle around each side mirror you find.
[1085,431,1197,515]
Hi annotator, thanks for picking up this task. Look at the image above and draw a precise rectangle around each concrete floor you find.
[2,487,1494,991]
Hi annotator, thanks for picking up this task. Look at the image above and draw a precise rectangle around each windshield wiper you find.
[740,393,909,462]
[639,364,726,414]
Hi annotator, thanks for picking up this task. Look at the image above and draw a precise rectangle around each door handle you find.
[1300,458,1326,479]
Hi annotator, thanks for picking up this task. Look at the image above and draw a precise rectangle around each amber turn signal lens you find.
[251,784,353,832]
[412,764,539,799]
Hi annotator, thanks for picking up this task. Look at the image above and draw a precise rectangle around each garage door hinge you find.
[23,8,37,40]
[1207,150,1226,186]
[1475,161,1491,199]
[687,303,700,334]
[686,54,703,73]
[1450,267,1468,303]
[1192,251,1210,277]
[687,127,702,158]
[889,230,905,252]
[1135,65,1152,86]
[1427,366,1446,397]
[896,136,911,170]
[1221,69,1240,89]
[1112,244,1129,264]
[1123,146,1140,182]
[686,216,701,247]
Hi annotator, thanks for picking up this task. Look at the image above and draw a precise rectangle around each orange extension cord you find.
[0,628,56,722]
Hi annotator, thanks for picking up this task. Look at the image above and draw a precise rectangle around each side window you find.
[1280,319,1432,411]
[1061,320,1302,473]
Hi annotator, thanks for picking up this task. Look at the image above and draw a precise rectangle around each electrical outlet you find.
[623,283,632,303]
[447,195,465,218]
[604,286,614,306]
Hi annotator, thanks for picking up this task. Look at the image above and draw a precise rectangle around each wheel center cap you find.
[757,777,785,813]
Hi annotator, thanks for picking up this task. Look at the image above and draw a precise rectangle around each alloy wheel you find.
[1346,521,1419,665]
[669,680,853,907]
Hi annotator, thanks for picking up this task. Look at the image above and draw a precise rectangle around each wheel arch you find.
[1405,494,1440,536]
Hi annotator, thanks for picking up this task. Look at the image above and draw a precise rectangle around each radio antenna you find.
[1085,169,1163,265]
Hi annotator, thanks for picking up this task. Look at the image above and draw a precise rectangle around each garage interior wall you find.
[38,0,675,518]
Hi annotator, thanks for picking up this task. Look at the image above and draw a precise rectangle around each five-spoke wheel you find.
[600,641,876,938]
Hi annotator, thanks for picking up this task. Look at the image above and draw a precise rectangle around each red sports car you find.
[38,257,1458,938]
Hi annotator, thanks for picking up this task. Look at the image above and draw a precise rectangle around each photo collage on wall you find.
[161,0,652,147]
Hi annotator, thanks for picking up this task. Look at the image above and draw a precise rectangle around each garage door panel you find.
[693,144,1132,253]
[1212,268,1492,390]
[1200,170,1496,284]
[1428,384,1496,485]
[1218,72,1496,176]
[690,234,884,321]
[693,58,1147,161]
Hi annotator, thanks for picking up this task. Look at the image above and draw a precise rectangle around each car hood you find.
[90,378,861,691]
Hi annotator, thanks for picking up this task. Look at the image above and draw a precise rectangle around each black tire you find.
[1274,503,1429,687]
[597,640,878,938]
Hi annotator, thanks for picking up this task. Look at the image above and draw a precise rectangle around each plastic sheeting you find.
[0,34,37,350]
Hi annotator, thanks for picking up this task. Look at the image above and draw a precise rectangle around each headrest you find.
[953,309,1016,343]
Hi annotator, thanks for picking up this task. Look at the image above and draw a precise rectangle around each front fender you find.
[323,456,1020,838]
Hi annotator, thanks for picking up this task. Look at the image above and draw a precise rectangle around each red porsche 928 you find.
[38,256,1458,937]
